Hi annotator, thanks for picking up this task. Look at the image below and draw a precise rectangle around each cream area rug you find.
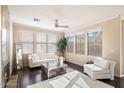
[27,70,114,88]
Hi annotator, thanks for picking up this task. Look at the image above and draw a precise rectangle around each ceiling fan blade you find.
[58,25,69,28]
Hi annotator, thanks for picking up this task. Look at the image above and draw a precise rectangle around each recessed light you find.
[33,18,40,22]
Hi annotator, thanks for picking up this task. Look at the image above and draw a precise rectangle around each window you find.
[22,43,33,54]
[35,32,46,43]
[76,34,85,54]
[21,31,34,54]
[67,36,74,53]
[35,43,46,54]
[47,43,56,53]
[88,31,102,56]
[47,34,57,53]
[35,32,46,54]
[21,31,33,42]
[20,31,61,54]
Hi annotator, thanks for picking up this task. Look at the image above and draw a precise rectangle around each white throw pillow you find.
[94,57,109,70]
[32,54,40,61]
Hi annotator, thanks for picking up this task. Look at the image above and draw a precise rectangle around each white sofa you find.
[28,53,59,68]
[83,57,116,80]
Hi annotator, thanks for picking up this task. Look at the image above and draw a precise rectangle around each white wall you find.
[65,16,121,76]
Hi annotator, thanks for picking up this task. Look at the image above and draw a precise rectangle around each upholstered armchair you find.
[83,57,116,80]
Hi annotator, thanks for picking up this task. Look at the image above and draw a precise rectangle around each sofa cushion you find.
[84,64,110,75]
[31,60,41,67]
[94,58,109,70]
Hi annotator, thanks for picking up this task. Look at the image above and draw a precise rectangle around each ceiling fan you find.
[54,19,69,28]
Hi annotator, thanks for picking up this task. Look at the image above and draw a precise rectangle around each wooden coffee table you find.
[41,61,67,79]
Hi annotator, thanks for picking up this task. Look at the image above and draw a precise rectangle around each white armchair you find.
[83,57,116,80]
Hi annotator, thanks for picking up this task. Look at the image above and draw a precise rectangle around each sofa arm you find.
[28,56,33,67]
[59,57,64,62]
[109,60,116,80]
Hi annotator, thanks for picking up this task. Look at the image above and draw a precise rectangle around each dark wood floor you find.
[18,61,124,88]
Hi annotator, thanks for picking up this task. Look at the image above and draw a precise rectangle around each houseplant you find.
[56,37,67,57]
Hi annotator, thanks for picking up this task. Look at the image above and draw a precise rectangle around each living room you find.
[1,4,124,89]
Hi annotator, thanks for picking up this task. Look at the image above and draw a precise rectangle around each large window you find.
[67,36,74,53]
[20,31,58,54]
[88,31,102,56]
[76,33,85,54]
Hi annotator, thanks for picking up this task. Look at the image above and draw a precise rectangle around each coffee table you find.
[41,61,67,79]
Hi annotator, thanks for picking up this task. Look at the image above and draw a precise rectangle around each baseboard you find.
[115,74,120,77]
[114,74,124,78]
[120,75,124,77]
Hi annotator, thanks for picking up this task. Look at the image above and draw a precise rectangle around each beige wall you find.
[13,23,64,68]
[65,16,121,76]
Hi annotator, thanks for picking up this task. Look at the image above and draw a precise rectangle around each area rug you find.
[66,67,75,73]
[27,70,114,88]
[6,75,18,88]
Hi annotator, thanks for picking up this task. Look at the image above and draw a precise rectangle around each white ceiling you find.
[8,5,124,32]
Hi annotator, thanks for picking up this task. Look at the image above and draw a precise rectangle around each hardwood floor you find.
[18,61,124,88]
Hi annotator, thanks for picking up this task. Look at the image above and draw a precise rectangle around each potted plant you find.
[56,37,67,64]
[56,37,67,56]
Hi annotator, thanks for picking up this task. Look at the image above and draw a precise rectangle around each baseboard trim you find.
[120,75,124,77]
[115,74,120,77]
[113,74,124,78]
